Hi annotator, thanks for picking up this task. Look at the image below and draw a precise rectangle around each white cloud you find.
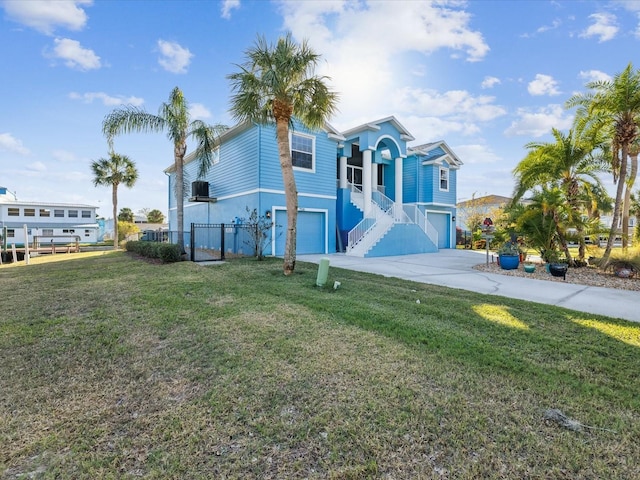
[157,40,193,74]
[52,149,79,163]
[69,91,144,106]
[221,0,240,19]
[51,37,101,70]
[504,105,573,138]
[528,74,561,96]
[481,76,501,89]
[580,12,618,42]
[393,87,507,123]
[2,0,91,35]
[452,144,501,165]
[578,69,612,84]
[536,18,561,34]
[189,103,211,120]
[277,0,489,127]
[0,132,30,155]
[27,161,47,172]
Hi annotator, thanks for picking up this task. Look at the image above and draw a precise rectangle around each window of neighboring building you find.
[82,210,91,218]
[42,229,54,236]
[24,208,35,217]
[439,167,449,192]
[8,207,19,216]
[291,133,314,171]
[40,208,51,217]
[54,209,64,217]
[7,229,14,238]
[68,210,78,218]
[63,229,75,234]
[84,229,91,237]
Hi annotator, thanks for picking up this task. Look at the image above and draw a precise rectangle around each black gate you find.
[190,223,256,262]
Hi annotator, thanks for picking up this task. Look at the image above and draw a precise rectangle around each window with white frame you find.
[82,210,91,218]
[24,208,35,217]
[212,146,220,165]
[40,208,51,217]
[439,167,449,191]
[291,133,314,171]
[42,229,54,236]
[54,209,64,217]
[8,207,19,216]
[68,210,78,218]
[7,229,14,238]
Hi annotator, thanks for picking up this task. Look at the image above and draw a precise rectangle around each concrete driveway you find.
[298,249,639,323]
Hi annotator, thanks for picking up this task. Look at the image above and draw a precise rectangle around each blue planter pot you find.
[499,254,520,270]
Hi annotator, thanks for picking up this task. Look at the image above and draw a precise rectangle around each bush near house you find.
[125,240,181,263]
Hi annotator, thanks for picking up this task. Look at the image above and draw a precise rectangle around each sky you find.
[1,0,639,220]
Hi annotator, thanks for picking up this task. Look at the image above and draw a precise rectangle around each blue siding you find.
[402,157,418,203]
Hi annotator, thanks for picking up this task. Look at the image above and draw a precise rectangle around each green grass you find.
[1,252,640,479]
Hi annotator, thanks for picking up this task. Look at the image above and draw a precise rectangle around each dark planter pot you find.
[548,263,568,280]
[499,254,520,270]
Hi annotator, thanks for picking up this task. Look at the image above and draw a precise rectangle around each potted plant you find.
[498,241,520,270]
[543,249,568,279]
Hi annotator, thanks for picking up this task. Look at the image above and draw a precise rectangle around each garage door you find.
[275,210,326,256]
[426,212,450,249]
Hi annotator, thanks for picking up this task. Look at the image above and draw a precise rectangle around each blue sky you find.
[1,0,638,219]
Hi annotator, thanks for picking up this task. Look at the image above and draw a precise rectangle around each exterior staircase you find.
[346,184,438,257]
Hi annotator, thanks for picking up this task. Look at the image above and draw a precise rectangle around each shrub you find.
[125,241,182,263]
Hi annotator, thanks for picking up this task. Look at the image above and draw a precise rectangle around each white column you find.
[362,149,372,216]
[395,156,403,219]
[371,162,378,193]
[339,155,348,189]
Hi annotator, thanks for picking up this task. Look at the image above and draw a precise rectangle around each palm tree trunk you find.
[603,148,628,263]
[112,183,118,250]
[622,152,638,250]
[175,146,185,254]
[276,116,298,275]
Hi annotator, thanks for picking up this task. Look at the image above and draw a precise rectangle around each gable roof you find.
[340,116,415,142]
[409,140,463,169]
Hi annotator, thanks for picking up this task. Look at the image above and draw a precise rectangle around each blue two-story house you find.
[165,116,462,258]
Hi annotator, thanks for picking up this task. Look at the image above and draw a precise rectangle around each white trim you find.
[270,206,328,256]
[425,209,453,248]
[203,188,336,203]
[414,201,457,208]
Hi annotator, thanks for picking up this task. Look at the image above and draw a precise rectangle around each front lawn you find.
[1,252,639,478]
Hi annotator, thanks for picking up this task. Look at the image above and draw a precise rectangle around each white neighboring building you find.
[0,186,100,246]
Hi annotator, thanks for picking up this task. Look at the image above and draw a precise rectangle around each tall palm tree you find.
[622,139,639,248]
[91,152,138,249]
[513,128,607,262]
[102,87,227,253]
[566,63,640,263]
[228,32,339,275]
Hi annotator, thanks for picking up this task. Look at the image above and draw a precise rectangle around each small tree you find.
[118,207,134,222]
[147,209,165,223]
[117,221,140,243]
[241,207,274,260]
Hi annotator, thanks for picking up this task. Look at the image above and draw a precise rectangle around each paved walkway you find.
[298,249,639,323]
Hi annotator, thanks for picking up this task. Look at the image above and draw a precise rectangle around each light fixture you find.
[265,210,271,219]
[452,216,456,222]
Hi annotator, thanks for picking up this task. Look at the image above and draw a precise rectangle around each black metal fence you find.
[189,223,256,262]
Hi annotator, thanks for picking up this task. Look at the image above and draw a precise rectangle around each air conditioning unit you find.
[191,181,209,198]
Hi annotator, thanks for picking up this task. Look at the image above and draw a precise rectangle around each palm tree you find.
[566,63,640,263]
[102,87,227,253]
[228,32,339,275]
[622,139,639,248]
[513,128,607,262]
[91,152,138,249]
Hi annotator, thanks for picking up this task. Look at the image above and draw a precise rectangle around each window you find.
[84,229,91,237]
[7,229,14,238]
[82,210,91,218]
[54,209,64,217]
[8,207,19,216]
[24,208,35,217]
[63,229,75,234]
[212,146,220,165]
[291,133,314,171]
[42,229,54,236]
[68,210,78,218]
[439,167,449,191]
[40,208,51,217]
